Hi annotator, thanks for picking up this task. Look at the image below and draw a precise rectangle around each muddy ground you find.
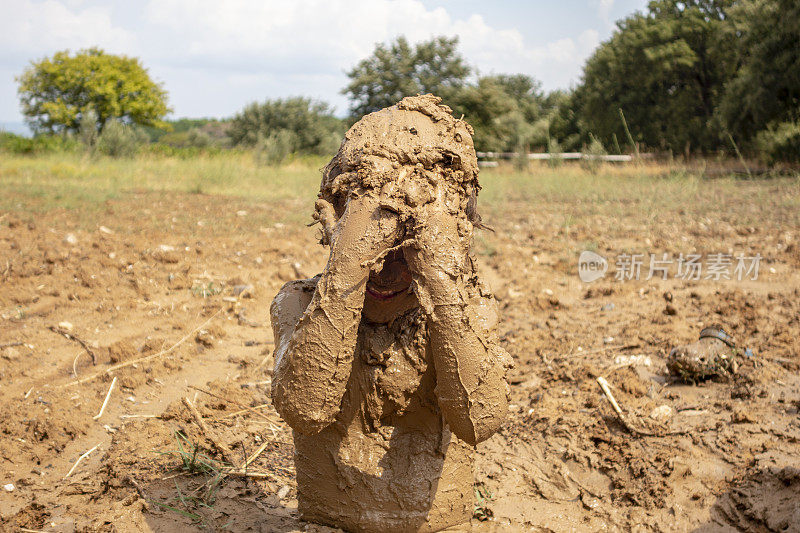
[1,184,799,532]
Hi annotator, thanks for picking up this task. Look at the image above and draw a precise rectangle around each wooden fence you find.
[476,151,634,167]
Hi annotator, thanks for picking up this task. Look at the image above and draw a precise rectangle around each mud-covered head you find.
[320,94,481,225]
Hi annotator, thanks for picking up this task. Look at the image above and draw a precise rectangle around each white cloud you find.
[0,0,134,61]
[596,0,616,27]
[142,0,591,83]
[1,0,618,119]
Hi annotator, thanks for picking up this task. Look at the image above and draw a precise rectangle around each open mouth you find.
[366,282,407,301]
[365,249,412,301]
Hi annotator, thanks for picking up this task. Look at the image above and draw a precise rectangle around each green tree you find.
[451,76,518,152]
[228,97,344,155]
[577,0,737,153]
[451,74,552,153]
[17,48,170,134]
[343,36,470,118]
[543,90,583,152]
[718,0,800,144]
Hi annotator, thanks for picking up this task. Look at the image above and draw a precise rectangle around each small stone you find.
[731,406,755,423]
[663,291,673,302]
[601,303,615,311]
[64,233,78,245]
[543,288,554,296]
[649,405,673,421]
[603,336,615,344]
[233,284,255,298]
[99,226,113,234]
[58,321,74,331]
[158,244,175,252]
[236,210,248,217]
[614,354,652,367]
[664,304,677,316]
[277,485,290,499]
[1,346,20,361]
[3,483,14,492]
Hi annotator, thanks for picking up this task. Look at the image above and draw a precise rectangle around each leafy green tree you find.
[343,36,470,118]
[718,0,800,144]
[451,74,552,153]
[451,76,518,152]
[490,74,545,123]
[577,0,737,153]
[228,97,344,155]
[543,90,583,152]
[17,48,170,134]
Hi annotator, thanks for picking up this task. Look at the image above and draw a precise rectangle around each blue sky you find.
[0,0,648,123]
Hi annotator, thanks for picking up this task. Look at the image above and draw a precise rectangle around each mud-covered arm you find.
[406,214,510,446]
[271,194,398,434]
[425,277,511,446]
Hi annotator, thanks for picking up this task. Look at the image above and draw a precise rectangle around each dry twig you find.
[596,376,689,437]
[239,441,270,472]
[214,403,271,420]
[73,351,84,378]
[188,385,276,422]
[48,325,97,364]
[222,469,281,481]
[182,396,236,466]
[93,376,117,420]
[62,308,222,387]
[64,443,100,479]
[0,341,24,349]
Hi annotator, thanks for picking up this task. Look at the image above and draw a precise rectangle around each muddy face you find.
[363,249,418,323]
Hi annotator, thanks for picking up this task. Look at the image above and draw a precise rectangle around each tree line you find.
[8,0,799,163]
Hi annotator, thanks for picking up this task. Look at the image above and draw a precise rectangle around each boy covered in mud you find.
[270,95,511,532]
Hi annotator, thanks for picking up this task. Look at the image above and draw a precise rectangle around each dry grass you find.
[1,152,798,233]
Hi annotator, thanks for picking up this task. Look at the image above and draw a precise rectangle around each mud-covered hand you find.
[272,193,400,434]
[404,206,507,445]
[317,193,401,291]
[403,208,472,310]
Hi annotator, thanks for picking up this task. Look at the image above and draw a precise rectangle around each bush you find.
[0,131,79,154]
[755,121,800,165]
[229,97,344,155]
[547,138,563,168]
[159,128,215,149]
[96,120,148,157]
[581,134,607,173]
[79,109,99,149]
[254,130,296,166]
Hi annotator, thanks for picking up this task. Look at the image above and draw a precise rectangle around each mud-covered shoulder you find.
[270,276,320,339]
[277,276,320,297]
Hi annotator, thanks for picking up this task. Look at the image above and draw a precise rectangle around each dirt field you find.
[1,158,799,532]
